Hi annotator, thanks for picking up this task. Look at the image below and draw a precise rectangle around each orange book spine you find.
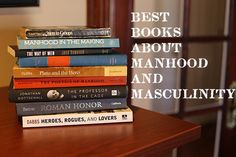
[13,65,127,78]
[13,77,127,89]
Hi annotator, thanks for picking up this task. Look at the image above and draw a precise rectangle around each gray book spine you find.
[16,98,127,116]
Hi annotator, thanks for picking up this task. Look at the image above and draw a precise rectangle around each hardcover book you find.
[20,26,111,39]
[22,107,133,128]
[9,82,128,102]
[13,64,127,78]
[17,37,120,49]
[17,54,127,67]
[8,45,112,57]
[16,98,128,116]
[13,76,127,89]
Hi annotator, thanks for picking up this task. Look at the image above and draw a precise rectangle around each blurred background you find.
[0,0,236,157]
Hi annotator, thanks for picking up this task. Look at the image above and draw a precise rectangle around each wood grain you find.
[0,87,200,157]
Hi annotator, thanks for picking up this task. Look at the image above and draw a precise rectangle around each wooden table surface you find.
[0,87,201,157]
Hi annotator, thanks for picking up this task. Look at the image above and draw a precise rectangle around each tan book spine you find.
[22,107,133,128]
[7,45,16,57]
[13,65,127,78]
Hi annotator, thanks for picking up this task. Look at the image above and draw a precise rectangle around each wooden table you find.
[0,87,200,157]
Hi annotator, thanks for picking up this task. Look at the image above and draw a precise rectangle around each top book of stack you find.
[20,26,111,39]
[17,26,120,50]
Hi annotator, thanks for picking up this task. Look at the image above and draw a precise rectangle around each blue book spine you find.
[17,37,120,49]
[18,54,127,67]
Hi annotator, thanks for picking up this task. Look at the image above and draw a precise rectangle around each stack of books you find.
[8,26,133,128]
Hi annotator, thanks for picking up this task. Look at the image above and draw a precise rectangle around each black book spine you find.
[16,49,112,57]
[9,86,127,103]
[16,98,127,116]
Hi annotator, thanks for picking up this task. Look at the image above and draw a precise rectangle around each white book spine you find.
[22,109,133,128]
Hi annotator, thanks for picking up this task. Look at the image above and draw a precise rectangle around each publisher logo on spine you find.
[122,114,128,120]
[111,90,118,96]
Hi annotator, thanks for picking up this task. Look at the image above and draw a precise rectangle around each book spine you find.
[16,49,112,57]
[9,85,127,102]
[22,108,133,128]
[13,77,127,89]
[13,66,127,78]
[16,98,127,116]
[24,28,111,38]
[18,55,127,67]
[17,38,120,49]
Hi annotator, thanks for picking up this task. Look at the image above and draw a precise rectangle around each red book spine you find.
[13,76,127,89]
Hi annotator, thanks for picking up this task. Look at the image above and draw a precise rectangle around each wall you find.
[0,0,87,87]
